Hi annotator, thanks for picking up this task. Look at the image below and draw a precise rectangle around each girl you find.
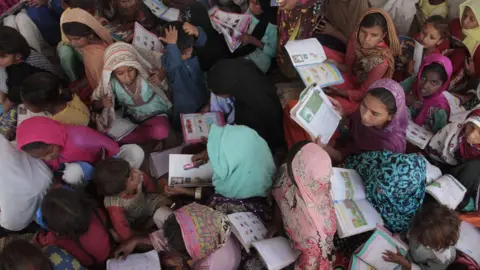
[402,54,454,133]
[426,108,480,166]
[35,188,113,268]
[323,9,401,116]
[61,8,113,92]
[315,79,408,162]
[16,116,144,171]
[383,201,460,270]
[92,42,172,145]
[207,58,284,150]
[20,72,90,126]
[114,203,242,270]
[272,142,336,270]
[346,151,427,233]
[450,159,480,217]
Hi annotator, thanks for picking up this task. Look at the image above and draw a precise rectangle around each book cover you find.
[180,112,225,144]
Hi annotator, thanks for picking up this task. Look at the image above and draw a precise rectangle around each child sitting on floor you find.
[383,201,460,270]
[93,158,172,241]
[160,21,208,127]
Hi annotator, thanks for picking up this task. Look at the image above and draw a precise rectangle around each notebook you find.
[426,174,466,210]
[168,154,213,187]
[456,221,480,266]
[406,120,434,149]
[180,112,225,144]
[208,6,252,52]
[350,226,408,270]
[330,168,384,238]
[106,250,161,270]
[284,38,344,87]
[149,144,185,178]
[107,111,138,142]
[133,22,163,52]
[142,0,180,22]
[251,237,300,270]
[290,84,342,145]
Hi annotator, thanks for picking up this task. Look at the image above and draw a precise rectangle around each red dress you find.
[449,19,480,87]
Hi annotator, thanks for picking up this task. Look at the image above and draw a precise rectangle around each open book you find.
[290,84,341,145]
[208,6,251,52]
[284,38,344,87]
[457,221,480,266]
[330,168,384,238]
[104,22,134,42]
[407,120,433,149]
[106,111,138,141]
[133,22,163,52]
[149,144,185,178]
[181,112,225,144]
[142,0,180,22]
[427,174,466,209]
[350,226,408,270]
[168,154,213,187]
[107,250,161,270]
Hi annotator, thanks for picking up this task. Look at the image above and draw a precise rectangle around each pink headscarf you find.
[349,79,408,154]
[412,54,453,126]
[16,116,119,170]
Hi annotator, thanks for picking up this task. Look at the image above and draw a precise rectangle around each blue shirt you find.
[161,27,208,118]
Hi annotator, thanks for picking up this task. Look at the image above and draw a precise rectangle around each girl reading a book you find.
[61,8,113,93]
[113,203,242,270]
[321,9,401,116]
[426,109,480,166]
[92,42,172,145]
[383,201,460,270]
[16,116,145,171]
[401,54,454,133]
[272,141,336,270]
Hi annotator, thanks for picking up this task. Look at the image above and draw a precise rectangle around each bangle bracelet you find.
[194,187,202,200]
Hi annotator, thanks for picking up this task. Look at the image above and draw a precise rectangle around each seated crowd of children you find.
[1,0,480,269]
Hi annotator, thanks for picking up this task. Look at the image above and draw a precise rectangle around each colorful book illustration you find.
[406,120,434,149]
[180,112,225,144]
[168,154,213,188]
[104,22,134,42]
[142,0,180,22]
[330,168,383,238]
[208,6,251,53]
[426,174,466,210]
[133,22,163,52]
[284,38,344,88]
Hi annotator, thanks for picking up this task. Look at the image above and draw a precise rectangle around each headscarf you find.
[272,142,336,269]
[349,79,408,154]
[427,109,480,166]
[62,8,112,44]
[346,151,427,233]
[325,0,368,40]
[450,159,480,210]
[174,203,230,261]
[91,42,171,133]
[353,9,401,83]
[460,0,480,56]
[207,124,275,199]
[412,54,453,126]
[207,58,284,149]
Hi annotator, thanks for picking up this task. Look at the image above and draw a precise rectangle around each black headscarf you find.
[207,58,285,149]
[449,158,480,210]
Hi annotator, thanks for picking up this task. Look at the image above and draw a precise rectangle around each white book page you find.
[133,22,163,52]
[107,111,138,141]
[423,155,442,185]
[284,38,326,67]
[168,154,213,187]
[228,212,267,251]
[456,221,480,266]
[331,168,366,201]
[107,250,161,270]
[149,144,185,178]
[142,0,168,18]
[413,40,424,74]
[292,86,341,144]
[427,175,466,209]
[251,237,300,270]
[407,120,433,149]
[334,199,383,238]
[161,8,180,22]
[358,232,406,270]
[350,256,375,270]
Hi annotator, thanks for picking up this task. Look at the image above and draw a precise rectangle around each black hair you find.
[20,72,73,109]
[0,26,31,58]
[93,158,131,196]
[367,87,397,115]
[164,214,187,253]
[359,12,388,34]
[422,62,449,83]
[67,0,97,11]
[160,21,195,52]
[424,15,450,39]
[0,240,52,270]
[62,22,96,38]
[21,141,50,153]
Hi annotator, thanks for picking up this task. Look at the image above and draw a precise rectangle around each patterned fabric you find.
[44,246,85,270]
[174,203,230,261]
[208,194,271,223]
[346,151,427,233]
[25,50,64,80]
[272,142,336,270]
[0,105,18,141]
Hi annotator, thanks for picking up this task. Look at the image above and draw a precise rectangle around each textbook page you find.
[331,168,366,201]
[284,38,327,66]
[413,40,424,74]
[456,221,480,266]
[168,154,213,187]
[290,85,341,144]
[296,62,344,88]
[107,111,138,141]
[252,236,300,270]
[334,199,383,238]
[107,250,161,270]
[180,112,225,144]
[228,212,267,252]
[142,0,169,18]
[426,175,466,209]
[149,144,185,178]
[407,120,434,149]
[133,22,163,52]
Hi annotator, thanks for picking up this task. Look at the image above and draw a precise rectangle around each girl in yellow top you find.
[20,72,90,126]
